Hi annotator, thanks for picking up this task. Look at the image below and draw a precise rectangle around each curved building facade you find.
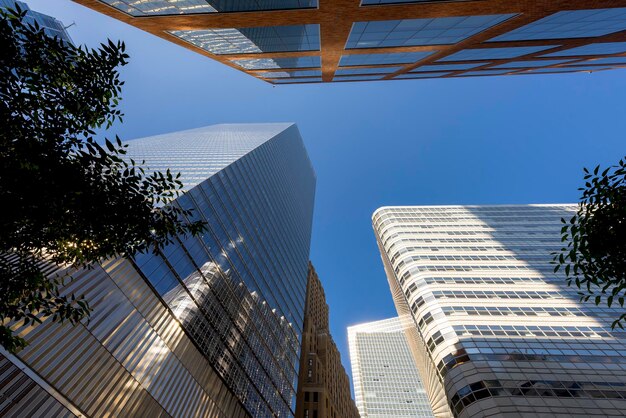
[373,204,626,418]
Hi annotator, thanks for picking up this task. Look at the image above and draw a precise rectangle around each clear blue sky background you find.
[27,0,626,390]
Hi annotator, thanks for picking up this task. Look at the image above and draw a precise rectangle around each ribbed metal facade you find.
[2,124,315,418]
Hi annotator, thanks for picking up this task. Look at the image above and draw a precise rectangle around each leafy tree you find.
[553,157,626,328]
[0,6,206,352]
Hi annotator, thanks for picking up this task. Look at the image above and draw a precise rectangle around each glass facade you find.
[373,205,626,417]
[396,72,450,79]
[346,15,516,49]
[85,1,626,83]
[541,41,626,57]
[490,8,626,42]
[335,66,403,75]
[440,46,559,61]
[99,0,317,16]
[339,52,434,66]
[233,57,321,70]
[125,124,316,417]
[169,24,320,55]
[491,59,573,69]
[348,317,435,417]
[1,0,73,43]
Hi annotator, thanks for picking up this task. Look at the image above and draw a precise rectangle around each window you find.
[169,24,321,55]
[490,8,626,41]
[440,46,558,61]
[346,14,516,49]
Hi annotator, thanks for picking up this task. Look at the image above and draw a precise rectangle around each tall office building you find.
[0,124,315,418]
[1,0,73,43]
[73,0,626,83]
[348,316,434,418]
[372,204,626,418]
[295,263,359,418]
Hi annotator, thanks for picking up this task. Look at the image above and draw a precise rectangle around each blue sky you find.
[27,0,626,389]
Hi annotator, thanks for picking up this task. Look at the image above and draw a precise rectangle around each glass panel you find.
[490,8,626,41]
[333,75,385,81]
[395,72,450,78]
[457,69,515,76]
[262,70,322,78]
[99,0,317,16]
[339,51,434,66]
[169,24,320,55]
[412,63,483,71]
[523,66,613,73]
[233,57,321,69]
[541,42,626,57]
[346,14,516,49]
[440,45,558,61]
[490,59,573,69]
[273,77,322,83]
[568,56,626,65]
[336,66,402,75]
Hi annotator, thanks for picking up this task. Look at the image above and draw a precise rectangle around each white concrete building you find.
[372,204,626,418]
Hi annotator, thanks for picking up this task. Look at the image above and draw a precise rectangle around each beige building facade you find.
[295,264,360,418]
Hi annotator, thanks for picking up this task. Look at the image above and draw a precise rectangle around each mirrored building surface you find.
[348,316,435,418]
[1,0,73,43]
[372,205,626,418]
[73,0,626,83]
[1,124,316,418]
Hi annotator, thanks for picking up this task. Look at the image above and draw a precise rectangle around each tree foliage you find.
[0,6,206,352]
[553,157,626,328]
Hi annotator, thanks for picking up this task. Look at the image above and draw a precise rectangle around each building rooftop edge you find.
[371,203,577,220]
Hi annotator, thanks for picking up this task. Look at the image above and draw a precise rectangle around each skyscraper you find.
[1,0,73,43]
[73,0,626,83]
[295,263,359,418]
[372,204,626,418]
[348,316,434,418]
[0,124,316,418]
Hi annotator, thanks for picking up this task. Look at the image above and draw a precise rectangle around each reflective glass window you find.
[440,45,558,61]
[491,59,573,68]
[395,72,450,78]
[233,56,321,69]
[456,69,515,76]
[541,42,626,57]
[333,75,385,81]
[346,14,516,49]
[336,66,402,75]
[262,70,322,78]
[99,0,317,16]
[339,51,434,66]
[169,24,320,55]
[568,56,626,65]
[273,77,322,83]
[412,63,483,71]
[490,8,626,41]
[524,66,612,73]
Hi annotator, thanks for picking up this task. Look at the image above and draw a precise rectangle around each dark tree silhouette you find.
[553,157,626,328]
[0,6,206,352]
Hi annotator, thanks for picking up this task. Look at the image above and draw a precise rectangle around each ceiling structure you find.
[73,0,626,84]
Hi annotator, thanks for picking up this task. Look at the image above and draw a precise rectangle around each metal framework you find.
[73,0,626,83]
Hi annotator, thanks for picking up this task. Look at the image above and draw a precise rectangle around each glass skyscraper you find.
[1,124,315,418]
[372,205,626,418]
[1,0,73,43]
[348,316,435,418]
[127,123,316,417]
[78,0,626,83]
